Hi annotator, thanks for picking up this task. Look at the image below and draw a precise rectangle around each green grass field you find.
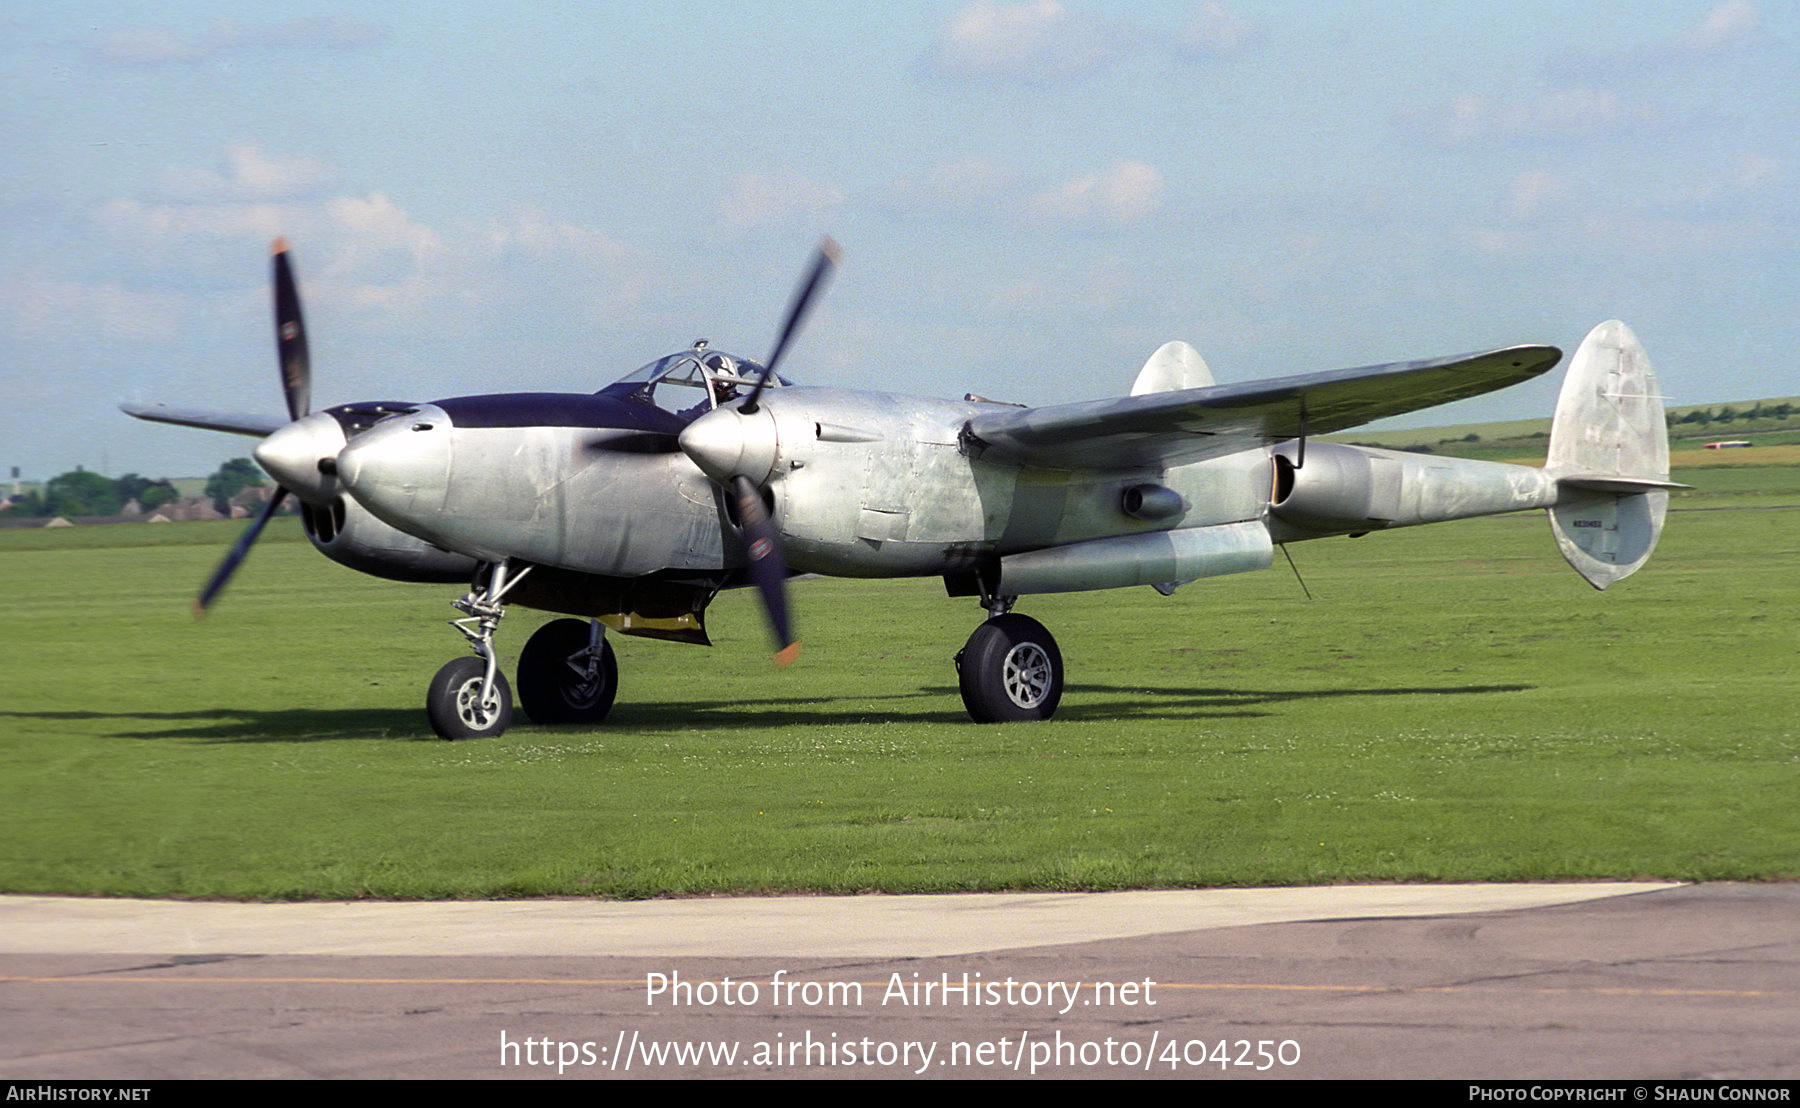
[3,463,1796,900]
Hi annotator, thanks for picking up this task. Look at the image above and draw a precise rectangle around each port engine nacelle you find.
[299,494,478,583]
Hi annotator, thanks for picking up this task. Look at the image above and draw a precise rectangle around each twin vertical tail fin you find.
[1545,321,1685,590]
[1130,341,1214,395]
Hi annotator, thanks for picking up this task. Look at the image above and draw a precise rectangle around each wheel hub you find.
[455,677,503,728]
[1002,642,1053,708]
[562,651,604,707]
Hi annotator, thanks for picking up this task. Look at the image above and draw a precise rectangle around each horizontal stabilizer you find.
[1557,475,1690,495]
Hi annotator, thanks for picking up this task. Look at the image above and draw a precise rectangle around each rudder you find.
[1545,320,1681,590]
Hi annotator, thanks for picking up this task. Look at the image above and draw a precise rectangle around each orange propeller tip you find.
[271,236,290,255]
[775,642,801,669]
[191,600,207,619]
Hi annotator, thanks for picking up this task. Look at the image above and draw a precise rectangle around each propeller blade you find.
[732,475,799,666]
[272,238,311,422]
[194,486,291,617]
[742,237,839,414]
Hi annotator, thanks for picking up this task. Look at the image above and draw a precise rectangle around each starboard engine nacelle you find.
[299,494,477,583]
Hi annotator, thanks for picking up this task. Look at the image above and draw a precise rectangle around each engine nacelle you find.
[299,494,478,583]
[1269,441,1388,534]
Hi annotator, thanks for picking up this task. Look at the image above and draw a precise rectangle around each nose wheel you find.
[955,612,1064,723]
[427,656,514,740]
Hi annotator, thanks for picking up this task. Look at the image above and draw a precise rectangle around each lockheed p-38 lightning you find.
[125,240,1677,738]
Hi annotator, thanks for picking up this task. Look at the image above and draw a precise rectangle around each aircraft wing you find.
[120,403,288,438]
[962,345,1562,469]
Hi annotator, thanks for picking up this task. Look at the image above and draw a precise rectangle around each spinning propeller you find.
[193,240,313,615]
[681,238,839,667]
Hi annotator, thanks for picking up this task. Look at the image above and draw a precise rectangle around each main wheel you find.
[955,613,1064,723]
[516,618,618,725]
[427,656,513,740]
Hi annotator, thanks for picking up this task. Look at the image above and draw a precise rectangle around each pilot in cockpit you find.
[704,353,741,406]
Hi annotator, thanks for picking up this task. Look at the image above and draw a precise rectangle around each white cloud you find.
[165,146,333,202]
[94,196,298,242]
[899,157,1165,231]
[926,0,1256,82]
[1025,160,1164,228]
[92,29,199,66]
[327,194,439,253]
[1468,213,1773,258]
[1546,1,1766,80]
[1502,171,1568,222]
[716,171,845,237]
[895,158,1023,214]
[81,147,662,337]
[486,209,637,265]
[1180,1,1262,59]
[1468,161,1786,258]
[1404,88,1662,147]
[0,268,184,343]
[92,18,387,65]
[1685,1,1760,52]
[929,0,1113,81]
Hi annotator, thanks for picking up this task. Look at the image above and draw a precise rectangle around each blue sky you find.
[3,1,1795,478]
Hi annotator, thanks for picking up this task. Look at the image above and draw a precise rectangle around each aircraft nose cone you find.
[335,406,451,525]
[253,412,346,504]
[679,404,779,485]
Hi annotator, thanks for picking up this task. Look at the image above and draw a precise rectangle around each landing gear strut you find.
[427,560,531,740]
[954,593,1065,723]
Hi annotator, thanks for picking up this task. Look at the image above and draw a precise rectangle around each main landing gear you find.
[425,561,619,740]
[516,618,617,726]
[954,594,1064,723]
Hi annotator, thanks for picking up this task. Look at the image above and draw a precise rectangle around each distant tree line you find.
[1667,402,1793,428]
[6,459,264,518]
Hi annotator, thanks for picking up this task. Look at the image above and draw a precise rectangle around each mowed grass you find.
[2,466,1796,900]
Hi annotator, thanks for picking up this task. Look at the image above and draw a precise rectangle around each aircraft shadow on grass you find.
[3,681,1532,741]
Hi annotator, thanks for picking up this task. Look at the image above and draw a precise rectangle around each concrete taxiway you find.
[3,882,1797,1079]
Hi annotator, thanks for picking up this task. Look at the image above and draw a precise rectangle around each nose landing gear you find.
[426,560,528,740]
[425,561,623,740]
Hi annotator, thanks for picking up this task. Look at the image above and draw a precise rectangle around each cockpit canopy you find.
[605,341,786,418]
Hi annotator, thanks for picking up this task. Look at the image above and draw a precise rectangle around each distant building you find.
[164,496,225,522]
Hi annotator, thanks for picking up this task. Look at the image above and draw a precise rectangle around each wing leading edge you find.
[962,345,1563,469]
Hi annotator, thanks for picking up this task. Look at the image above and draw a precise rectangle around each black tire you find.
[516,619,618,725]
[955,613,1063,723]
[426,656,513,740]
